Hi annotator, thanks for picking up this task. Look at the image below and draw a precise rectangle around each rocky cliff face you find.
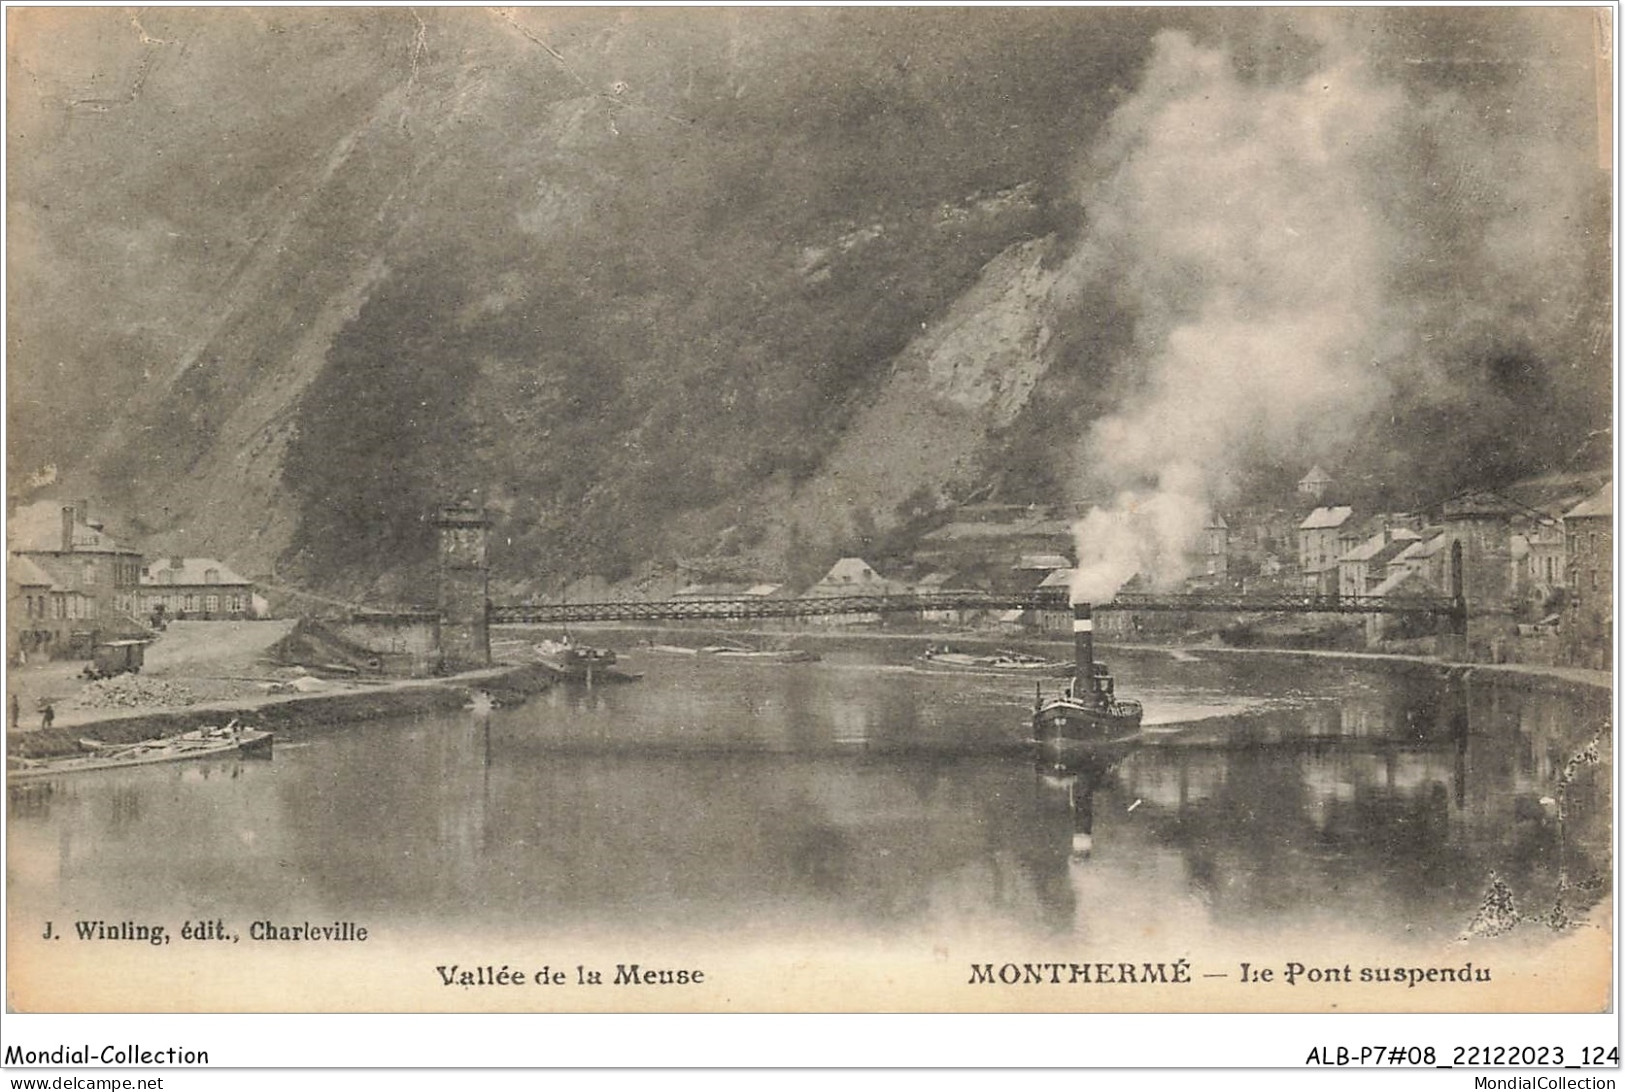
[9,8,1129,600]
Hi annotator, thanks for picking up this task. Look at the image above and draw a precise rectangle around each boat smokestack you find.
[1073,602,1094,693]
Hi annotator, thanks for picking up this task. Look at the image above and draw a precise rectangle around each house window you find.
[205,595,219,614]
[83,562,97,585]
[205,569,220,585]
[184,594,198,612]
[229,595,243,614]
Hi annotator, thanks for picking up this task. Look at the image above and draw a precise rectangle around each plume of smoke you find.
[1071,469,1210,603]
[1067,29,1407,602]
[1064,15,1602,605]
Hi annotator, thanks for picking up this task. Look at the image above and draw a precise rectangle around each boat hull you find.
[1033,697,1141,758]
[915,654,1070,676]
[707,649,819,663]
[534,641,639,683]
[538,661,643,684]
[9,727,274,782]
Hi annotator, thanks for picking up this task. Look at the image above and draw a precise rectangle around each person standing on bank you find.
[40,703,54,730]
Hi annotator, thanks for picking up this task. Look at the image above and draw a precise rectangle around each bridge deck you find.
[491,590,1462,625]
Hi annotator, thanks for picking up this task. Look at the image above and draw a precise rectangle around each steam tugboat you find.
[1033,603,1143,763]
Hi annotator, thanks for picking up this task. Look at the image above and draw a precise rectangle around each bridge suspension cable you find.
[490,588,1463,626]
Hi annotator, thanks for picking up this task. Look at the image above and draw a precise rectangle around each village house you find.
[1297,464,1333,502]
[1196,513,1229,583]
[1510,521,1566,615]
[806,557,911,625]
[1010,553,1073,593]
[1298,505,1354,594]
[8,501,145,655]
[989,554,1070,630]
[140,557,260,621]
[1035,567,1075,634]
[915,570,977,627]
[6,553,97,660]
[1562,486,1611,669]
[665,580,784,628]
[1337,527,1422,600]
[1384,532,1450,589]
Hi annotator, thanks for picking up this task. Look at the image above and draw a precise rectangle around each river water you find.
[6,636,1612,976]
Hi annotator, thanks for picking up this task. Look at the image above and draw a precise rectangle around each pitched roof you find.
[8,554,57,588]
[1389,534,1447,566]
[1371,538,1420,568]
[1299,505,1354,531]
[8,500,138,555]
[1342,532,1392,563]
[1037,568,1076,589]
[1299,464,1332,485]
[1565,486,1612,520]
[140,557,251,586]
[817,557,884,584]
[809,558,909,595]
[1344,529,1424,564]
[1015,554,1072,571]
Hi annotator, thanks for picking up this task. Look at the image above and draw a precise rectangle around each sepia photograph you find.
[2,2,1615,1061]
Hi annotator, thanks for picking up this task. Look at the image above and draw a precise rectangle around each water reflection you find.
[7,647,1611,951]
[1019,667,1610,944]
[1035,756,1113,861]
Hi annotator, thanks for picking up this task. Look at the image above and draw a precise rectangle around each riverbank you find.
[1105,641,1613,695]
[6,661,554,761]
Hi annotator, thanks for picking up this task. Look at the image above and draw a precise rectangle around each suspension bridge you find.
[489,588,1466,629]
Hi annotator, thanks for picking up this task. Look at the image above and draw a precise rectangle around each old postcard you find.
[3,4,1613,1050]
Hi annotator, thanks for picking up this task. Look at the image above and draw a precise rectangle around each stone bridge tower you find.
[1440,491,1515,663]
[434,500,490,670]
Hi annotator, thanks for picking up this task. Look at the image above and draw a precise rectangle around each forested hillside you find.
[7,9,1609,602]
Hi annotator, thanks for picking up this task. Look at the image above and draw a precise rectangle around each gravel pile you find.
[73,674,200,710]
